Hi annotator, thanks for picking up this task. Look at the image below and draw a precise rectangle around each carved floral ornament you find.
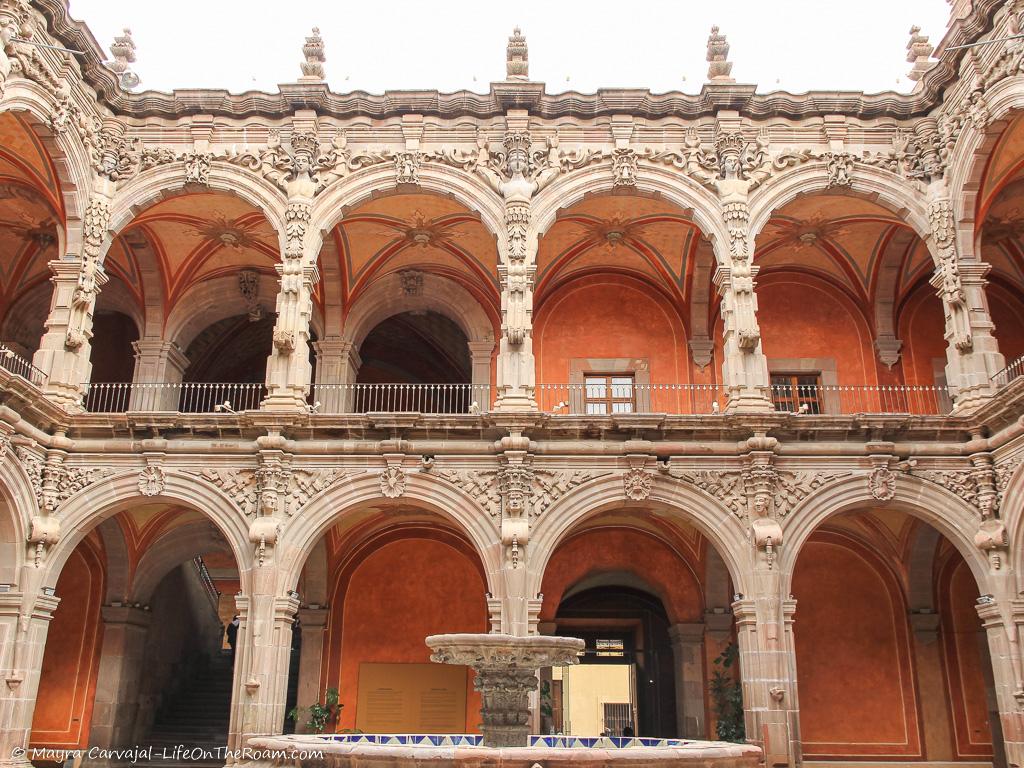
[187,465,348,516]
[425,461,607,520]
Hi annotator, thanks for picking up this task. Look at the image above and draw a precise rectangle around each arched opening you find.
[354,311,471,412]
[538,514,734,740]
[974,113,1024,375]
[534,192,723,414]
[290,507,489,734]
[0,112,64,363]
[755,192,949,414]
[791,509,1001,764]
[30,507,241,756]
[89,310,140,383]
[316,191,500,414]
[86,190,282,410]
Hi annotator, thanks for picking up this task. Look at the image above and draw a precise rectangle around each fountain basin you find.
[247,733,762,768]
[426,633,586,748]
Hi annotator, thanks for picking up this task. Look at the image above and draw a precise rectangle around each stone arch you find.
[947,76,1024,243]
[130,519,233,603]
[309,164,505,248]
[0,93,92,239]
[96,518,131,603]
[0,452,34,584]
[746,162,930,249]
[999,457,1024,589]
[102,164,289,265]
[276,470,501,597]
[530,165,729,258]
[527,472,751,599]
[165,275,322,354]
[343,271,495,348]
[43,470,253,594]
[779,473,989,594]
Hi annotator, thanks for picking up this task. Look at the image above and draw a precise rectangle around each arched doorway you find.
[537,516,729,740]
[791,509,1002,764]
[549,585,675,738]
[30,507,242,756]
[289,508,489,734]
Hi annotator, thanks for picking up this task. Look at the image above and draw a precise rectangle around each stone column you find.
[129,340,189,411]
[0,592,60,768]
[468,340,494,412]
[33,193,114,410]
[293,607,328,733]
[229,588,299,756]
[312,339,359,414]
[263,200,317,412]
[88,605,152,752]
[976,599,1024,766]
[733,586,800,767]
[668,623,706,739]
[909,611,954,761]
[926,182,1005,410]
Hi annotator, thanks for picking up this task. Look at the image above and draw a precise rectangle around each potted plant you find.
[288,687,341,733]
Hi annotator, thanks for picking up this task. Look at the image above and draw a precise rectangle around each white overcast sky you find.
[67,0,951,96]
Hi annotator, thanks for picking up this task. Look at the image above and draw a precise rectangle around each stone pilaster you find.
[977,599,1024,766]
[733,585,800,768]
[88,605,153,753]
[909,611,954,761]
[293,607,327,733]
[312,339,359,414]
[129,340,189,410]
[0,592,60,768]
[716,261,773,413]
[264,200,317,411]
[229,588,298,756]
[468,340,495,412]
[926,183,1005,410]
[668,622,706,738]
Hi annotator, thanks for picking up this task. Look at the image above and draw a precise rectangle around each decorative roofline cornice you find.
[33,0,1005,122]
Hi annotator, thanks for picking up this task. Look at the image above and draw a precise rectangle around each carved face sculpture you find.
[506,148,529,177]
[720,153,741,179]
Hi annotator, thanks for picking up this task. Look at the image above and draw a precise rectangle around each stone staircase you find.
[143,653,234,762]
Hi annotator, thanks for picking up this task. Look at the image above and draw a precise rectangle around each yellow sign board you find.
[356,663,468,733]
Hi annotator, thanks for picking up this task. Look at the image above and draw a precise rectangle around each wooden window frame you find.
[770,372,824,414]
[583,373,636,415]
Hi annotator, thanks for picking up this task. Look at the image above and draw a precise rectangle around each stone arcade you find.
[1,1,1024,767]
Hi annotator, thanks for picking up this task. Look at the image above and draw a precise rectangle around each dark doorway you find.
[553,586,676,738]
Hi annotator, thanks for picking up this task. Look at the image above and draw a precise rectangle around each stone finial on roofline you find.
[906,25,935,82]
[107,28,140,90]
[507,27,528,80]
[300,27,326,82]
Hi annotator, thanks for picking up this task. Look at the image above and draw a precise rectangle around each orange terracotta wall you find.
[939,555,994,759]
[793,535,921,758]
[989,284,1024,365]
[322,537,487,732]
[898,285,948,387]
[534,275,693,411]
[757,276,876,385]
[538,527,702,624]
[30,543,105,749]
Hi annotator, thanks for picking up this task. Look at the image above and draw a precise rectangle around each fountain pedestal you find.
[426,633,585,748]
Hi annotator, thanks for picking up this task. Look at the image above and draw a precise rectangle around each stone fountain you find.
[247,632,761,768]
[425,633,586,747]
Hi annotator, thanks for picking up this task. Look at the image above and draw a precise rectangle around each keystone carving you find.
[623,468,653,501]
[138,465,166,496]
[379,466,407,498]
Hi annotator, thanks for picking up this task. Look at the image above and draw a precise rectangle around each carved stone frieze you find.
[14,446,115,512]
[430,464,605,519]
[190,465,348,516]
